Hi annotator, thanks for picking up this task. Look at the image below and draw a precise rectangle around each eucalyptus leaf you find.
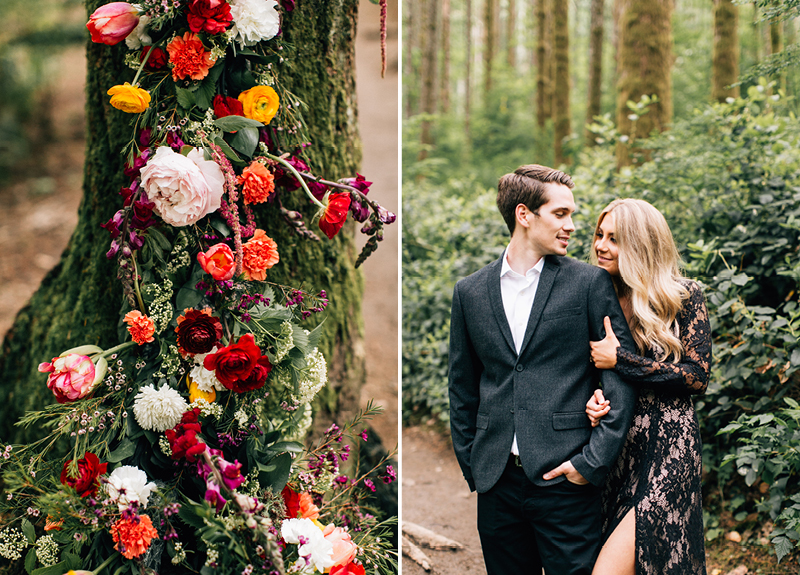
[230,126,260,157]
[214,116,264,132]
[258,452,293,492]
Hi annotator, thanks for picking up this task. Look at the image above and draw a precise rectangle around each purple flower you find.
[360,429,368,442]
[131,197,157,229]
[363,478,376,493]
[101,211,125,239]
[128,230,145,251]
[205,480,226,511]
[377,206,396,224]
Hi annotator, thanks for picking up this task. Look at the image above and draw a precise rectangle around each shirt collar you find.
[500,247,545,278]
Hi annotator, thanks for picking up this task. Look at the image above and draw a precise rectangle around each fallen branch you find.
[402,535,433,572]
[403,521,464,550]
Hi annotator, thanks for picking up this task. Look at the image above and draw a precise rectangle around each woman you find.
[586,199,711,575]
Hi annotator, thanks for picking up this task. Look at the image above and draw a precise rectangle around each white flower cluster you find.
[142,279,174,334]
[171,541,186,565]
[281,518,334,574]
[229,0,280,48]
[35,535,59,567]
[105,465,157,512]
[234,409,249,429]
[159,435,173,456]
[133,384,189,432]
[184,108,217,147]
[294,348,327,406]
[191,397,224,419]
[0,528,27,560]
[273,321,295,363]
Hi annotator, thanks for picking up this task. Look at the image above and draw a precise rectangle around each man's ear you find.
[515,204,531,229]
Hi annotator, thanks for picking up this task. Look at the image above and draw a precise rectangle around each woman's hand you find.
[590,316,620,369]
[586,389,610,428]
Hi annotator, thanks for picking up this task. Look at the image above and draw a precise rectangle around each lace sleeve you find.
[614,280,711,395]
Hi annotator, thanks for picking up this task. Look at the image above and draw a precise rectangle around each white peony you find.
[125,8,151,49]
[229,0,280,48]
[281,518,334,574]
[133,383,189,432]
[189,353,225,393]
[106,466,157,511]
[140,146,225,227]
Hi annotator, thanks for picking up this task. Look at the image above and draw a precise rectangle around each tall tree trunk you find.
[419,0,439,159]
[615,0,673,169]
[544,0,554,119]
[585,0,605,145]
[506,0,517,69]
[404,0,416,117]
[440,0,452,113]
[484,0,498,100]
[0,0,367,444]
[536,0,551,127]
[553,0,570,165]
[466,0,473,135]
[771,20,785,93]
[712,0,739,102]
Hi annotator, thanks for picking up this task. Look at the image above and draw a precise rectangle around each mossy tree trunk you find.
[614,0,672,169]
[484,0,497,100]
[712,0,739,103]
[465,0,472,136]
[770,20,785,93]
[0,0,366,444]
[418,0,438,160]
[440,0,451,114]
[535,0,551,128]
[552,0,570,166]
[506,0,517,69]
[585,0,604,145]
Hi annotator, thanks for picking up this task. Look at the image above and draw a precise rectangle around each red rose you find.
[203,334,272,392]
[140,46,167,69]
[186,0,232,34]
[165,409,207,462]
[319,192,352,239]
[330,562,366,575]
[176,308,223,355]
[213,94,244,119]
[60,452,108,498]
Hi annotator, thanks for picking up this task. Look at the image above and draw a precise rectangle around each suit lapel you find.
[486,257,517,355]
[518,256,560,356]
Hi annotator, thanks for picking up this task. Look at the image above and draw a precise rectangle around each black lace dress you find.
[601,279,711,575]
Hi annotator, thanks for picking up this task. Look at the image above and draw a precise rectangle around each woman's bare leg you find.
[592,507,636,575]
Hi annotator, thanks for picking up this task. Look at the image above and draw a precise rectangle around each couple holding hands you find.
[448,164,711,574]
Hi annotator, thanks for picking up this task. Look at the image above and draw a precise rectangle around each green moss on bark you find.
[712,0,740,103]
[552,0,570,166]
[0,0,366,444]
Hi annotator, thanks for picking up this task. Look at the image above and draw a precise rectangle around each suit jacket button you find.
[515,364,524,372]
[510,409,514,414]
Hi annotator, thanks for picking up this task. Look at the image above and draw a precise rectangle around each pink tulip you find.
[197,243,236,281]
[38,354,96,403]
[86,2,140,46]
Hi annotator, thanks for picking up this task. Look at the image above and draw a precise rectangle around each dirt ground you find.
[0,1,398,443]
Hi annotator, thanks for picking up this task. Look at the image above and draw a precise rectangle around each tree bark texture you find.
[770,20,785,92]
[712,0,739,102]
[552,0,570,166]
[506,0,517,69]
[0,0,367,444]
[535,0,551,127]
[440,0,452,113]
[465,0,472,134]
[585,0,605,145]
[615,0,673,169]
[419,0,439,158]
[404,0,416,117]
[484,0,498,100]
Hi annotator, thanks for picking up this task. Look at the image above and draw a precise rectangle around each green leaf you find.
[236,50,281,65]
[791,349,800,366]
[176,285,204,311]
[214,116,264,132]
[773,535,793,563]
[175,87,196,110]
[230,126,260,157]
[731,273,751,286]
[266,441,304,453]
[211,136,243,165]
[33,562,77,575]
[107,437,137,463]
[21,518,35,545]
[147,227,173,252]
[24,547,36,574]
[179,501,212,530]
[258,452,293,492]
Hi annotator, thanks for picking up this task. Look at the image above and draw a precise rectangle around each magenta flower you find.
[205,479,226,511]
[38,354,97,404]
[86,2,140,46]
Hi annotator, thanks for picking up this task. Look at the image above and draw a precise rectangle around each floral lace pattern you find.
[601,280,711,574]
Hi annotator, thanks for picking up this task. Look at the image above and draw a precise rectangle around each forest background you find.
[402,0,800,571]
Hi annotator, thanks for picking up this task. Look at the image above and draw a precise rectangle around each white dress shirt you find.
[500,248,545,456]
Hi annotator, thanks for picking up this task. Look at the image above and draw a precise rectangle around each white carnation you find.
[133,383,189,432]
[106,466,157,511]
[189,362,225,393]
[229,0,280,48]
[280,518,333,574]
[125,8,151,49]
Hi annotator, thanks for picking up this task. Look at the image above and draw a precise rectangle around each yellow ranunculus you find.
[187,375,216,404]
[107,82,151,114]
[238,85,280,125]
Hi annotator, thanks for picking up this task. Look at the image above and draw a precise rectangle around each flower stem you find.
[130,43,155,87]
[262,152,326,211]
[131,251,147,313]
[92,552,119,575]
[100,341,138,359]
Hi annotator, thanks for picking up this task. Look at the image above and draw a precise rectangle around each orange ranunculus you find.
[111,514,158,559]
[107,83,151,114]
[238,85,279,125]
[123,310,156,345]
[238,161,275,205]
[197,243,236,281]
[242,229,279,281]
[166,32,216,81]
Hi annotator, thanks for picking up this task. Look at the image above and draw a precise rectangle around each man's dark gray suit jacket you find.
[448,254,637,493]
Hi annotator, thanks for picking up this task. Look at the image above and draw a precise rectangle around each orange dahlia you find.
[238,161,275,205]
[111,514,158,559]
[123,310,155,345]
[242,229,279,281]
[166,32,216,81]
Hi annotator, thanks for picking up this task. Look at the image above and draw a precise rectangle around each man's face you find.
[524,183,576,257]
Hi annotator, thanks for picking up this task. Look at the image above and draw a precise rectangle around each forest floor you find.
[0,0,397,445]
[401,424,799,575]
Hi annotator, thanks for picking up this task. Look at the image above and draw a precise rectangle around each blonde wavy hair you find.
[590,199,688,361]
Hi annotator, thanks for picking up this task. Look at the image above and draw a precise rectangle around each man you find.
[448,164,637,574]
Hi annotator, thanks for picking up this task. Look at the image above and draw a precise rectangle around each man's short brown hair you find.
[496,164,575,234]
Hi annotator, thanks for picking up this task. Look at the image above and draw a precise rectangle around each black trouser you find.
[477,455,602,575]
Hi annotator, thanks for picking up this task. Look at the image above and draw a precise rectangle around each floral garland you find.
[0,1,397,574]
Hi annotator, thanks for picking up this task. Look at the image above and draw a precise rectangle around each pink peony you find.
[323,524,358,568]
[38,354,96,403]
[140,147,225,227]
[86,2,140,45]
